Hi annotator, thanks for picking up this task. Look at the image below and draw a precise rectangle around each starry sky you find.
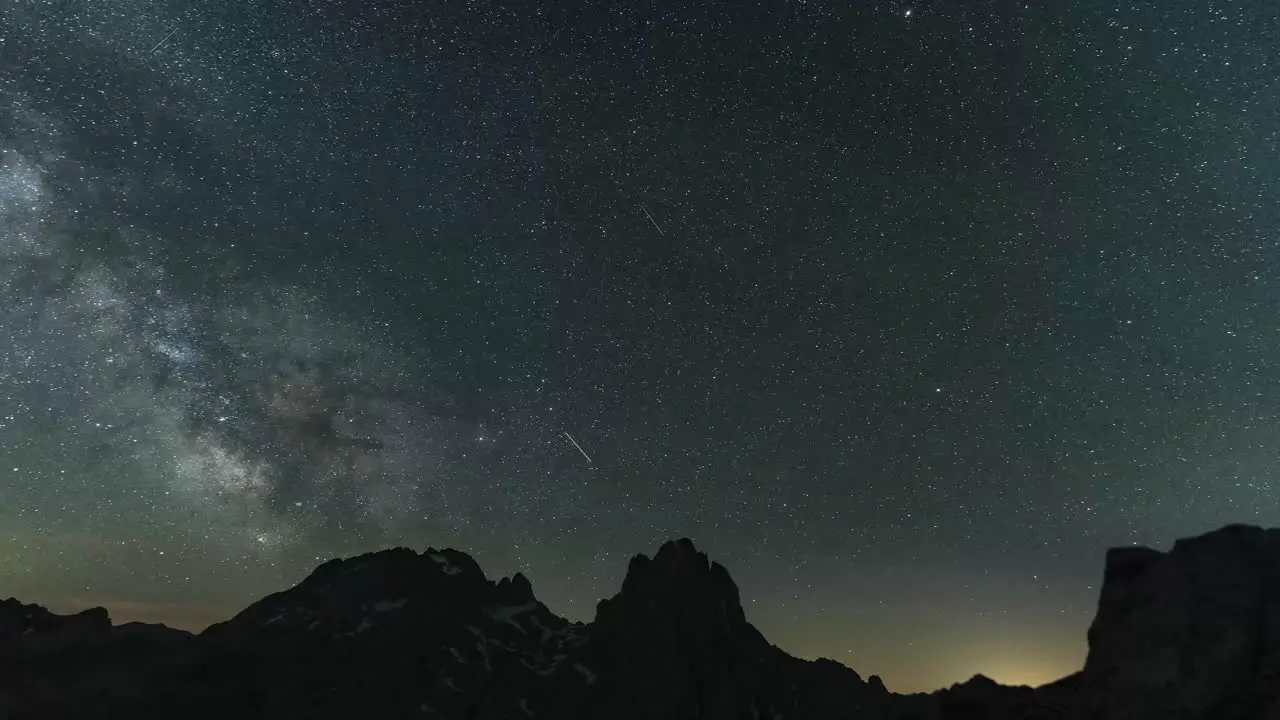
[1,0,1278,693]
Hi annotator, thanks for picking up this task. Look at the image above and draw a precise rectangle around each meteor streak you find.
[639,204,665,236]
[563,431,592,464]
[149,26,179,54]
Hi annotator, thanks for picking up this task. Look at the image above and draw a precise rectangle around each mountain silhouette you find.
[3,525,1280,719]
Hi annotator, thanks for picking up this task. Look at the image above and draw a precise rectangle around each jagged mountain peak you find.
[494,571,536,604]
[306,545,487,584]
[202,544,561,645]
[651,537,706,567]
[610,538,745,623]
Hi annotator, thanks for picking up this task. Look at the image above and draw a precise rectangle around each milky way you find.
[0,82,480,549]
[0,3,553,597]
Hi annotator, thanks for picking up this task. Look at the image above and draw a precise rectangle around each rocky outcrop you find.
[0,599,113,654]
[0,598,199,719]
[585,538,898,720]
[5,525,1280,718]
[1078,524,1280,720]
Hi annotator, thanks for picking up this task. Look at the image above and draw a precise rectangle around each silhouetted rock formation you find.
[2,525,1279,718]
[584,538,901,720]
[1077,524,1280,720]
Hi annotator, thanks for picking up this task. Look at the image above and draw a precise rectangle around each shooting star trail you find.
[149,26,179,54]
[563,432,592,464]
[639,204,665,236]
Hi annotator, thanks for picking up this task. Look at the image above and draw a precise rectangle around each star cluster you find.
[1,0,1278,693]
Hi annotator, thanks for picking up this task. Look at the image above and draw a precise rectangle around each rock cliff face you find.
[2,525,1280,719]
[1078,524,1280,720]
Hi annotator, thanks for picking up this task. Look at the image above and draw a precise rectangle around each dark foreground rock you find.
[1077,524,1280,720]
[1,524,1278,719]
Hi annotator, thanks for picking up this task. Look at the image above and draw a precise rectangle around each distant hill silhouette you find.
[3,525,1280,718]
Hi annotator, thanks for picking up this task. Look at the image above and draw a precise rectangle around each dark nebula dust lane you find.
[2,0,1278,692]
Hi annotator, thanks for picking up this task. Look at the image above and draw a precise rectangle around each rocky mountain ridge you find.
[2,524,1279,719]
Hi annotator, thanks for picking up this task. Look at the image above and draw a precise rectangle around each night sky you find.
[2,0,1278,692]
